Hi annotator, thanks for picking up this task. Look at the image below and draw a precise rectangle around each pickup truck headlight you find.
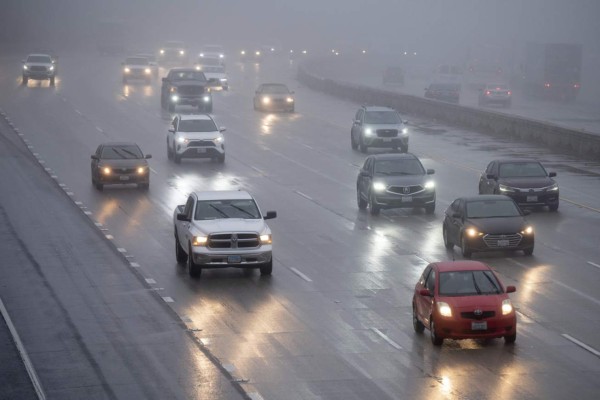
[137,167,147,175]
[144,68,151,74]
[364,128,373,136]
[102,167,111,175]
[499,184,515,193]
[124,67,131,73]
[49,65,54,71]
[23,65,28,70]
[372,181,387,193]
[160,49,165,54]
[260,234,272,244]
[179,50,185,55]
[262,96,271,104]
[401,128,408,135]
[176,136,188,144]
[286,97,294,103]
[192,236,207,246]
[219,54,224,58]
[203,95,211,103]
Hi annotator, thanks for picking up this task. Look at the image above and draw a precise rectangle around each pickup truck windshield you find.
[195,199,261,220]
[170,71,206,81]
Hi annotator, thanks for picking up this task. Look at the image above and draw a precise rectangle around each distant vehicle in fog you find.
[253,83,295,112]
[22,54,56,86]
[239,49,263,63]
[382,66,404,86]
[520,42,582,102]
[199,45,226,65]
[350,106,409,153]
[432,64,463,84]
[122,56,152,84]
[424,83,460,103]
[158,41,188,65]
[478,83,512,108]
[135,53,159,77]
[91,142,151,191]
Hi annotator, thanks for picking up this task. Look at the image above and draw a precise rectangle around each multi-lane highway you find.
[0,51,599,399]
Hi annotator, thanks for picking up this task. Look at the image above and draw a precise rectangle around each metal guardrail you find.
[297,60,600,159]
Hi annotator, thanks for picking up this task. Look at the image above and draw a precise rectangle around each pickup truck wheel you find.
[350,132,358,150]
[175,234,187,263]
[22,76,28,85]
[259,259,273,276]
[359,137,368,154]
[369,191,380,215]
[214,154,225,163]
[187,244,202,277]
[167,140,173,160]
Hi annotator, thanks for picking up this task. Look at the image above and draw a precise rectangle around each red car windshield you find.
[439,270,502,296]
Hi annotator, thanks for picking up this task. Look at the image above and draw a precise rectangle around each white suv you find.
[167,114,225,164]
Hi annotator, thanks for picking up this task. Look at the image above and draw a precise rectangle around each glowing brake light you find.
[544,83,551,88]
[574,83,580,88]
[486,90,491,95]
[507,91,512,95]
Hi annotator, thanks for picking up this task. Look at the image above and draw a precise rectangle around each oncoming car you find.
[167,114,225,164]
[91,142,152,191]
[122,56,152,84]
[350,106,409,153]
[253,83,295,112]
[22,53,56,85]
[413,260,517,346]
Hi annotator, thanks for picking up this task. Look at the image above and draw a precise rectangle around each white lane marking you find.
[105,234,114,240]
[50,175,58,179]
[162,297,174,303]
[506,258,528,268]
[554,281,600,307]
[302,143,313,149]
[94,222,103,227]
[222,363,236,373]
[371,327,402,350]
[75,109,82,115]
[294,190,313,201]
[289,267,313,282]
[130,262,140,268]
[251,166,265,175]
[145,278,156,284]
[587,261,600,270]
[95,126,104,133]
[84,211,92,215]
[117,248,127,253]
[150,167,158,174]
[66,192,74,196]
[0,296,47,400]
[248,393,265,400]
[562,334,600,357]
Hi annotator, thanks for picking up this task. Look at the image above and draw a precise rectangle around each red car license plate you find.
[471,321,487,330]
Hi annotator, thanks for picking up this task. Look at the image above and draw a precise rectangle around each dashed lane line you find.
[587,261,600,270]
[562,334,600,358]
[289,267,313,282]
[371,327,403,350]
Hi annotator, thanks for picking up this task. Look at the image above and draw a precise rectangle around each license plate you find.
[401,196,413,203]
[197,148,206,154]
[527,195,537,202]
[227,255,241,263]
[382,138,393,142]
[471,321,487,331]
[497,239,509,247]
[119,176,130,181]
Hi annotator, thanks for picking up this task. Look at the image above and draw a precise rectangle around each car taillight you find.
[544,83,551,88]
[574,83,580,88]
[486,90,491,95]
[507,91,512,95]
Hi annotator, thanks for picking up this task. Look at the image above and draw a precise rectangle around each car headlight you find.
[241,50,246,55]
[402,128,408,135]
[160,49,165,54]
[102,167,111,175]
[199,53,204,57]
[203,95,211,103]
[220,78,227,82]
[124,67,131,73]
[437,301,452,317]
[466,227,482,237]
[179,50,185,55]
[260,234,272,244]
[372,181,387,193]
[144,68,151,74]
[49,65,54,71]
[262,96,271,104]
[192,235,207,246]
[195,65,201,70]
[171,95,179,102]
[499,184,515,193]
[521,226,534,235]
[23,65,28,70]
[364,128,373,136]
[170,87,177,93]
[137,167,147,174]
[213,136,224,144]
[255,51,261,56]
[502,299,513,315]
[176,136,188,144]
[286,97,294,103]
[547,183,559,192]
[219,54,224,58]
[424,180,435,189]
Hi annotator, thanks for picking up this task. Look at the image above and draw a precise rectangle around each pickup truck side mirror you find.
[353,119,360,124]
[264,211,277,220]
[91,155,98,160]
[486,174,497,180]
[548,172,557,177]
[219,127,226,132]
[145,154,152,159]
[403,120,408,124]
[506,285,516,293]
[426,169,435,175]
[176,213,190,222]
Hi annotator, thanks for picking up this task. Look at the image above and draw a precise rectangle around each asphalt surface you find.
[311,56,600,135]
[0,52,599,399]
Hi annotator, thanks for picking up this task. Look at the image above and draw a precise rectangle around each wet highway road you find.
[0,52,599,399]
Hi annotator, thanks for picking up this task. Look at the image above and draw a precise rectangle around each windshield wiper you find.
[229,204,258,218]
[111,148,127,159]
[482,272,501,294]
[471,273,482,295]
[119,148,139,158]
[209,204,229,218]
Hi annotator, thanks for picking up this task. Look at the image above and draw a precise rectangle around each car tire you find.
[430,319,443,346]
[357,188,367,210]
[214,154,225,163]
[351,133,358,150]
[504,332,517,344]
[369,191,380,216]
[523,247,534,256]
[175,233,187,263]
[461,235,472,258]
[443,225,454,249]
[167,141,173,160]
[187,244,202,277]
[359,136,368,154]
[259,259,273,276]
[50,77,55,86]
[413,304,425,333]
[94,180,104,191]
[549,202,559,212]
[425,203,435,214]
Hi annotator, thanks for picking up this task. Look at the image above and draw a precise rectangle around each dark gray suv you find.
[351,106,409,153]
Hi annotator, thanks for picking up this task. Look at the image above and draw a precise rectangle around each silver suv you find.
[350,106,409,153]
[22,54,56,85]
[167,114,225,164]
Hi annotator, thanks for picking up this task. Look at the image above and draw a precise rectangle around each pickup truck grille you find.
[208,233,259,249]
[178,86,204,96]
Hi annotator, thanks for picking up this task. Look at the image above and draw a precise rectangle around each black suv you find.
[357,153,436,215]
[350,106,409,153]
[161,68,213,112]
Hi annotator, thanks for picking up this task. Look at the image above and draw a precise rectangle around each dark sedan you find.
[91,142,152,191]
[478,160,559,211]
[442,195,534,258]
[253,83,295,112]
[424,83,460,103]
[357,153,436,215]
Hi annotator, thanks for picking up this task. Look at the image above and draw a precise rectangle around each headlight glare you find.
[49,65,54,71]
[499,184,515,193]
[402,128,408,134]
[144,68,151,74]
[372,182,387,192]
[262,96,271,104]
[424,180,435,189]
[521,226,534,235]
[137,167,146,174]
[438,302,452,317]
[466,227,481,237]
[260,234,272,244]
[102,167,111,175]
[192,236,207,246]
[23,65,28,70]
[124,67,131,73]
[203,95,210,102]
[171,95,179,102]
[160,49,165,54]
[364,128,373,136]
[286,97,294,102]
[547,184,559,191]
[179,50,185,55]
[502,299,513,315]
[213,136,224,144]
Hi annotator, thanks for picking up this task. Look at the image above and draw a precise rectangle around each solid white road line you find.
[0,296,47,400]
[161,297,174,303]
[294,190,313,201]
[247,393,265,400]
[289,267,313,282]
[150,167,158,174]
[587,261,600,270]
[553,281,600,307]
[145,278,156,284]
[371,327,403,350]
[562,334,600,357]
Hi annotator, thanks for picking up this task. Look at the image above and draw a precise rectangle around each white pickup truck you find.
[173,190,277,277]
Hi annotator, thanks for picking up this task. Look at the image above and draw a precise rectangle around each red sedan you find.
[412,261,516,346]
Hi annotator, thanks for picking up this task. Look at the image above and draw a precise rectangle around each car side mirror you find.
[548,172,557,177]
[168,128,175,133]
[427,169,435,175]
[91,155,98,160]
[176,213,190,222]
[354,119,361,124]
[486,174,497,180]
[419,288,431,297]
[452,212,461,219]
[522,209,531,216]
[219,127,226,132]
[506,285,516,293]
[145,154,152,159]
[264,211,277,220]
